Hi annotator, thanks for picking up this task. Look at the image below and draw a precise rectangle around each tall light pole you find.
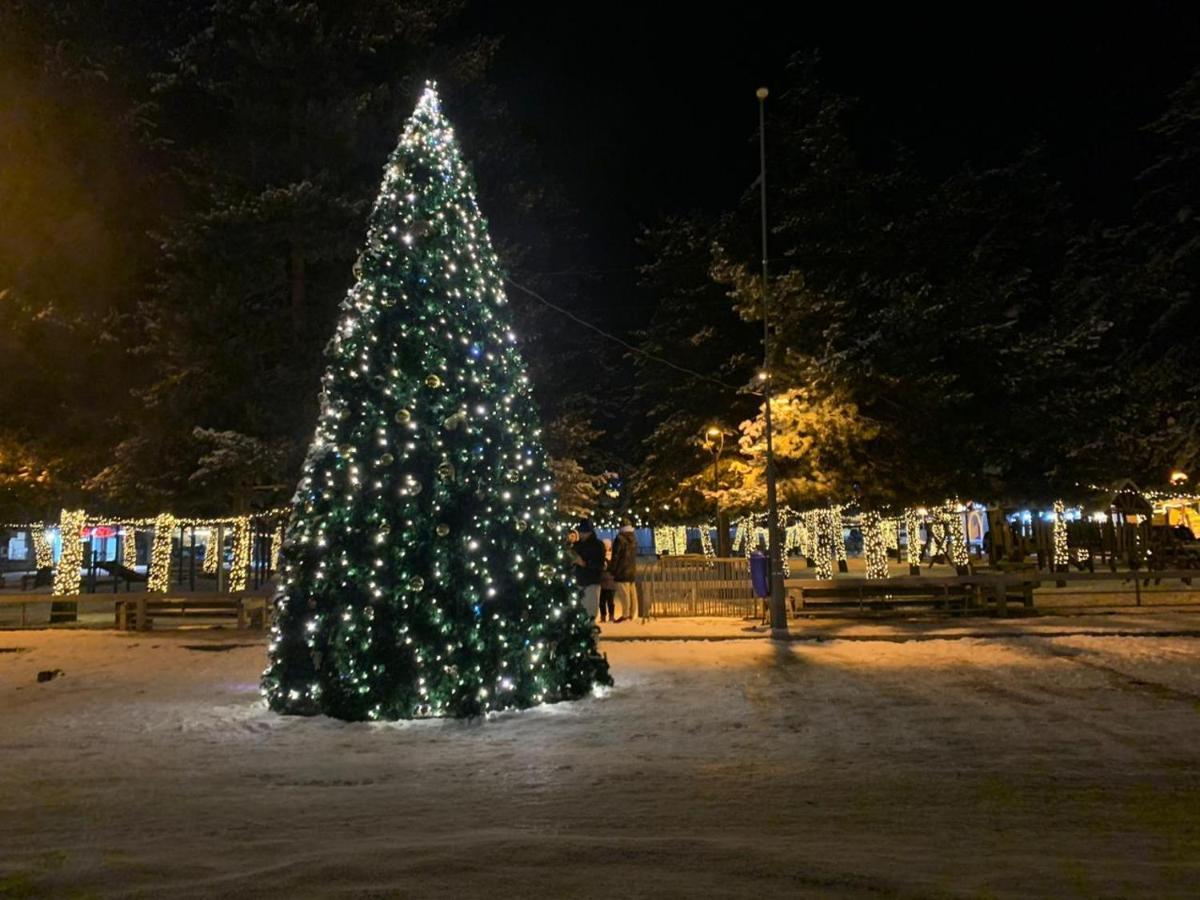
[705,426,727,556]
[757,86,788,638]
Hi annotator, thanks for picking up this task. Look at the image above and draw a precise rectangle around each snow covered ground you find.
[2,622,1199,898]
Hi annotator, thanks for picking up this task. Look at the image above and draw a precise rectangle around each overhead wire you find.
[503,277,750,395]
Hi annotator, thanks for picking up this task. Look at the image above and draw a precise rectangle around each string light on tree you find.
[832,505,848,571]
[942,502,970,569]
[803,509,819,562]
[122,525,138,569]
[1052,499,1069,570]
[262,84,609,721]
[653,525,688,556]
[51,509,86,596]
[230,515,252,592]
[271,523,285,570]
[148,513,177,593]
[881,518,899,553]
[862,510,890,579]
[814,507,835,580]
[203,528,220,575]
[31,525,54,570]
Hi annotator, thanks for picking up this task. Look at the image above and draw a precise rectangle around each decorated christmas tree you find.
[263,85,610,720]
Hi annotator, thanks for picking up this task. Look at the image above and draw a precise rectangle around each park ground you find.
[2,614,1199,898]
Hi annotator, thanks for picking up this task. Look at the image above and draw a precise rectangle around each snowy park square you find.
[5,7,1200,898]
[2,620,1199,898]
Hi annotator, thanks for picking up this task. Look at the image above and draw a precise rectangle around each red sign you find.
[83,526,117,539]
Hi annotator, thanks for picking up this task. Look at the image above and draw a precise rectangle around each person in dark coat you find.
[609,519,641,622]
[572,519,605,619]
[598,538,616,622]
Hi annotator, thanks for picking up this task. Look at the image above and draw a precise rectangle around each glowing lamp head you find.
[705,426,721,439]
[1170,470,1189,486]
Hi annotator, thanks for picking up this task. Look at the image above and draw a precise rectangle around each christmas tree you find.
[263,85,610,720]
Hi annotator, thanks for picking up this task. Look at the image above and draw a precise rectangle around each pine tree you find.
[263,86,610,721]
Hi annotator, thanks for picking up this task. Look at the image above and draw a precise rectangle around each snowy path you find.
[2,626,1198,898]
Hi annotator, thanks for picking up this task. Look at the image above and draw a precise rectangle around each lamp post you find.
[756,86,788,638]
[704,426,727,557]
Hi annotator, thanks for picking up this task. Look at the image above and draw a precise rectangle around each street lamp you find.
[756,85,788,638]
[704,426,727,556]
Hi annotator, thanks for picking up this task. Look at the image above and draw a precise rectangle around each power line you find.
[503,277,748,394]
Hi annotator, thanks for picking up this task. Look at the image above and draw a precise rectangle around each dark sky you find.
[470,3,1200,317]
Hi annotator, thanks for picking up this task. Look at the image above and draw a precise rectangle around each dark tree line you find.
[629,54,1200,517]
[2,19,1197,522]
[0,0,612,519]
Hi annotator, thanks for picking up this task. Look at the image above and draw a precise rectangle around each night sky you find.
[471,3,1200,321]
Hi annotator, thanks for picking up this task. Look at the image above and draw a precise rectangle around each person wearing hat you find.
[609,518,640,622]
[572,519,606,620]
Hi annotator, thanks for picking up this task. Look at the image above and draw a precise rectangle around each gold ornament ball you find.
[379,453,394,467]
[408,576,425,592]
[425,374,442,389]
[436,523,450,537]
[395,408,412,424]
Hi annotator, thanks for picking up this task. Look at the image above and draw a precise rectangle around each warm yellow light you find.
[706,426,721,439]
[1170,470,1188,485]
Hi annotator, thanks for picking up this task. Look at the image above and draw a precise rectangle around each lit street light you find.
[756,86,788,638]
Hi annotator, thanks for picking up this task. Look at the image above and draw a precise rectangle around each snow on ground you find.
[2,622,1199,898]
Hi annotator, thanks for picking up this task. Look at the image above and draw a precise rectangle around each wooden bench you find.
[791,574,1037,618]
[115,595,268,631]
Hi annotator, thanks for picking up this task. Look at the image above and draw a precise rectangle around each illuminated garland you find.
[881,518,899,552]
[271,523,285,570]
[904,509,922,567]
[785,522,804,558]
[731,518,748,556]
[699,524,715,561]
[832,505,847,564]
[122,526,138,569]
[147,513,176,593]
[202,527,220,575]
[790,521,808,559]
[229,515,252,591]
[653,525,689,556]
[942,503,970,568]
[1052,499,1069,569]
[862,510,890,579]
[804,509,819,560]
[31,526,54,570]
[51,509,86,596]
[814,507,835,580]
[775,509,791,578]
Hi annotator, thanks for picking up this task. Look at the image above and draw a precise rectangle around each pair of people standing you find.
[571,519,641,624]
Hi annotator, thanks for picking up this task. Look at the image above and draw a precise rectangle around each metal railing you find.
[638,555,758,617]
